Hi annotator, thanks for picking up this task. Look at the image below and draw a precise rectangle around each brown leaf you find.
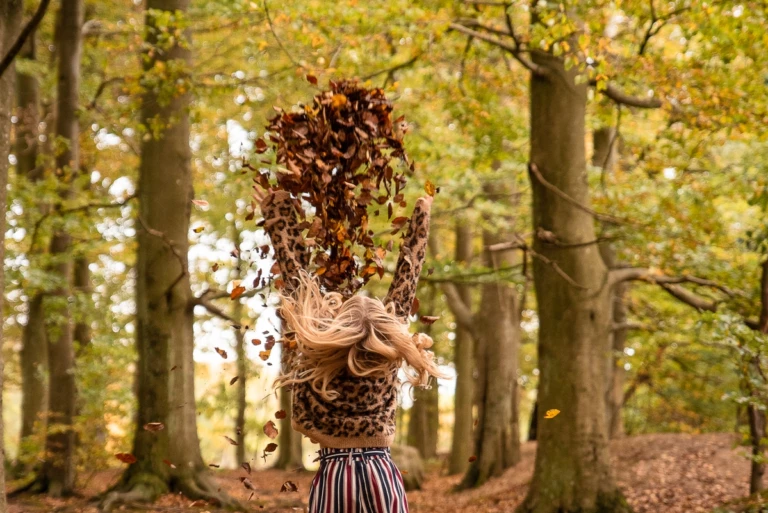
[259,350,271,361]
[251,338,262,346]
[143,422,165,432]
[468,455,477,462]
[263,420,279,439]
[230,376,239,386]
[419,315,440,325]
[306,74,318,85]
[208,463,221,468]
[115,453,137,464]
[230,285,246,300]
[241,477,256,490]
[215,347,228,359]
[224,435,239,446]
[411,297,420,315]
[275,410,287,420]
[281,481,299,493]
[264,442,278,454]
[241,462,252,474]
[212,263,220,272]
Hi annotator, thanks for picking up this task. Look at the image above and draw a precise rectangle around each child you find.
[256,188,442,513]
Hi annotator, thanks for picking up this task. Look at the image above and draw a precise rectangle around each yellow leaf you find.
[193,226,204,233]
[544,409,560,419]
[331,94,347,108]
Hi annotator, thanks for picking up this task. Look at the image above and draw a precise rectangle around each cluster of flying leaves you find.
[252,78,414,296]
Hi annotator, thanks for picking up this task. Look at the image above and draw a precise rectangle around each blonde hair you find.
[276,271,445,400]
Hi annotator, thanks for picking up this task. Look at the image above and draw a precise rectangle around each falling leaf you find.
[224,435,239,445]
[241,477,256,490]
[275,410,287,420]
[143,422,165,432]
[215,347,228,359]
[251,338,262,346]
[115,453,137,464]
[419,315,440,325]
[170,365,178,371]
[241,462,252,474]
[193,226,204,233]
[424,180,437,197]
[212,263,220,272]
[281,481,299,493]
[306,74,318,85]
[427,267,434,276]
[259,350,271,361]
[263,420,279,439]
[468,455,477,462]
[230,376,239,386]
[331,94,347,108]
[230,285,246,300]
[264,442,278,454]
[162,459,177,469]
[255,138,268,154]
[411,297,420,315]
[192,199,209,207]
[208,463,220,468]
[544,409,560,419]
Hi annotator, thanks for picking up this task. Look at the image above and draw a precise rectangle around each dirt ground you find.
[7,433,756,512]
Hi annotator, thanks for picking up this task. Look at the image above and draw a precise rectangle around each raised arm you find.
[259,190,309,294]
[384,196,433,319]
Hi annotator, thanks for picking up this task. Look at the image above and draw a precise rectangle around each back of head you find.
[277,272,444,400]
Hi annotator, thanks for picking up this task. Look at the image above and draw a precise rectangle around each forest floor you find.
[6,432,758,513]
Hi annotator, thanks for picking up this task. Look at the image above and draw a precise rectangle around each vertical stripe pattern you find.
[308,447,409,513]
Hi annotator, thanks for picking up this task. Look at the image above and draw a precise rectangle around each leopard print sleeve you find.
[260,190,309,294]
[384,197,432,320]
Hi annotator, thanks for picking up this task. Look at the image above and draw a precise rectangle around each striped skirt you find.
[307,447,409,513]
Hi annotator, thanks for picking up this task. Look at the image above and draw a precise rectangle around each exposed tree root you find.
[174,470,245,510]
[99,473,166,513]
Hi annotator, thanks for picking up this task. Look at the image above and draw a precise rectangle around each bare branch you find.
[195,297,238,324]
[137,216,187,294]
[529,163,637,225]
[597,81,663,109]
[528,248,587,290]
[362,52,422,81]
[264,0,300,68]
[440,282,475,329]
[448,22,550,77]
[0,0,52,79]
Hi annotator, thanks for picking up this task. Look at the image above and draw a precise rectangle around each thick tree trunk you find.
[517,50,629,513]
[459,182,520,489]
[448,221,474,475]
[15,34,49,467]
[528,400,538,441]
[0,1,24,507]
[593,128,627,440]
[408,286,439,460]
[102,2,237,509]
[73,256,92,351]
[39,0,84,496]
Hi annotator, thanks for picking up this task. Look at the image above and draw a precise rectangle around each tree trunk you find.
[748,259,768,494]
[15,33,49,467]
[73,255,92,351]
[0,1,24,507]
[448,221,474,475]
[102,2,237,509]
[517,49,629,512]
[234,300,247,465]
[274,382,304,470]
[593,127,627,440]
[408,285,439,460]
[39,0,84,496]
[459,181,520,489]
[528,400,538,441]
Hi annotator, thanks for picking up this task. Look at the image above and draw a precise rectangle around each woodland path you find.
[7,433,752,513]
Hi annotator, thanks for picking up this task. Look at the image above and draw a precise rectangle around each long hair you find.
[276,271,446,400]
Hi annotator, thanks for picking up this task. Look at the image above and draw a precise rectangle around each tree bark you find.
[748,259,768,494]
[408,285,439,460]
[459,181,520,489]
[234,300,247,465]
[517,47,629,512]
[102,2,237,509]
[0,1,24,507]
[15,32,49,469]
[593,127,627,440]
[448,221,474,475]
[39,0,84,496]
[274,382,304,470]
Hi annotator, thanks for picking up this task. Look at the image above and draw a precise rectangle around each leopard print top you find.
[261,192,431,448]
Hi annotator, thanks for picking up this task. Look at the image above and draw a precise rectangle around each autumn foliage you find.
[252,79,413,295]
